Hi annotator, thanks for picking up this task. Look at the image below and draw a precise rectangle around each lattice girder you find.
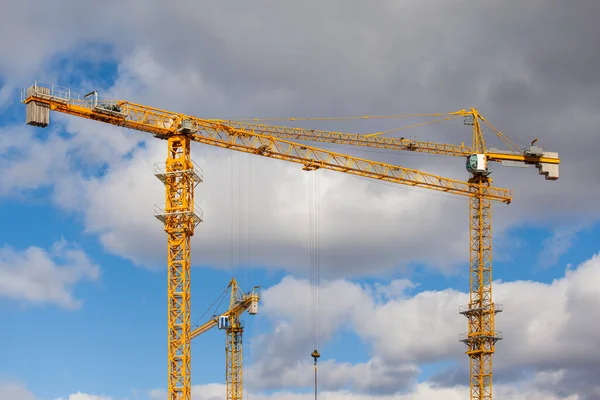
[162,136,200,400]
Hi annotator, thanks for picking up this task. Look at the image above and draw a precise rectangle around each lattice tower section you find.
[154,135,203,400]
[226,327,243,400]
[459,175,503,400]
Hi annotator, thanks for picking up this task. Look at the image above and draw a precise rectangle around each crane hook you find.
[311,349,320,364]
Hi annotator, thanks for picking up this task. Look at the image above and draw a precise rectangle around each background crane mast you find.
[218,109,560,400]
[22,81,514,400]
[190,278,260,400]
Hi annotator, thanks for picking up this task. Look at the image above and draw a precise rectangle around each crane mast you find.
[20,81,517,400]
[462,113,498,400]
[161,134,201,400]
[225,281,245,400]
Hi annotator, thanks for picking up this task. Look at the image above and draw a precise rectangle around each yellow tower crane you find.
[212,110,560,400]
[190,277,260,400]
[22,81,513,400]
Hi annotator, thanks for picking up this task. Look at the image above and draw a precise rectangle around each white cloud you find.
[1,2,600,400]
[2,1,599,278]
[250,357,420,394]
[4,249,597,399]
[0,125,71,197]
[242,251,600,397]
[54,393,113,400]
[247,277,462,393]
[7,101,474,277]
[5,246,600,398]
[149,384,225,400]
[7,61,478,277]
[0,381,37,400]
[151,377,580,400]
[537,223,590,268]
[0,377,583,400]
[0,239,100,309]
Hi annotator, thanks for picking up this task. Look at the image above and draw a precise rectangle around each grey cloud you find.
[426,253,600,399]
[3,1,598,277]
[2,1,600,399]
[551,368,600,400]
[250,357,420,395]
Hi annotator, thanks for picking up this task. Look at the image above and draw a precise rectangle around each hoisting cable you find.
[191,285,229,329]
[308,168,321,400]
[239,152,245,291]
[230,153,235,273]
[244,153,253,400]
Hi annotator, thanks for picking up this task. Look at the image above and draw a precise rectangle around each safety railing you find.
[21,81,77,103]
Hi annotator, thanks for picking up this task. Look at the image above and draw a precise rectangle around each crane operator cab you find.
[466,154,489,176]
[218,315,230,330]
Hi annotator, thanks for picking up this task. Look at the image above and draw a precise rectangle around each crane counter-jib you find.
[21,85,513,204]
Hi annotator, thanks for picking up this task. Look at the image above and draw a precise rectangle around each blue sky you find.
[1,198,596,399]
[1,3,600,400]
[1,70,596,396]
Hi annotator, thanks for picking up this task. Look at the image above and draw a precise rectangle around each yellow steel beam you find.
[216,119,560,165]
[189,292,259,340]
[217,119,471,157]
[163,135,197,400]
[459,177,501,400]
[226,328,243,400]
[21,93,512,203]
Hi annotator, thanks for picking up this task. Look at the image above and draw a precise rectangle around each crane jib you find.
[22,90,513,204]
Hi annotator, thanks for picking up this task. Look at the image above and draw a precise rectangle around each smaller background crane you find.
[191,278,260,400]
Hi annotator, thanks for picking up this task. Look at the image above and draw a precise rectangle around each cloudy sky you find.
[1,1,600,399]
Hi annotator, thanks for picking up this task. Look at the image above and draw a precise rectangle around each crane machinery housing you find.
[20,81,559,400]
